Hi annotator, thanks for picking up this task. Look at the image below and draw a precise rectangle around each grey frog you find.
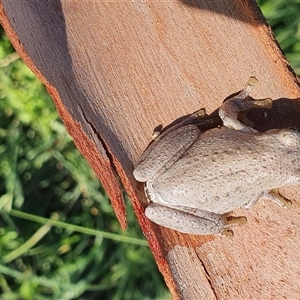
[133,77,298,235]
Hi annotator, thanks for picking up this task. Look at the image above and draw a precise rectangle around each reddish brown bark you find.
[1,1,300,298]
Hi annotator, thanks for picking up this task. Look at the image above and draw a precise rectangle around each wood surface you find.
[1,1,300,299]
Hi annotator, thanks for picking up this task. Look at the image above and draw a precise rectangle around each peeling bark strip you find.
[1,1,300,298]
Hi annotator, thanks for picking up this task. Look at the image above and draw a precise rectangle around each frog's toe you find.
[240,96,273,111]
[269,189,292,209]
[151,130,161,140]
[223,214,247,228]
[192,108,207,118]
[225,215,247,225]
[221,229,234,238]
[219,215,247,237]
[245,97,273,109]
[237,76,258,99]
[247,76,258,86]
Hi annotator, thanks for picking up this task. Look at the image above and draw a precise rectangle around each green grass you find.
[0,28,170,300]
[258,0,300,75]
[0,1,299,299]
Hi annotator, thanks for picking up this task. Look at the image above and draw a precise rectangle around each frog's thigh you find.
[145,203,226,235]
[134,124,200,182]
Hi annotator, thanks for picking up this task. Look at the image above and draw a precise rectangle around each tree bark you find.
[1,1,300,298]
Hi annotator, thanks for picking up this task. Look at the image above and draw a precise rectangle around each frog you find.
[133,77,298,236]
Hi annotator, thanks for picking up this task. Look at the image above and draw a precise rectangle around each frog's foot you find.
[182,108,217,126]
[269,189,292,209]
[219,76,273,133]
[151,108,208,141]
[221,213,247,237]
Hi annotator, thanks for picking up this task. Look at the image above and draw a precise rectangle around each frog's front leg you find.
[145,203,247,236]
[133,124,201,182]
[219,76,273,132]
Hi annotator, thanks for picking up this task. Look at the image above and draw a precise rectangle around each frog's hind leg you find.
[219,76,273,133]
[133,124,200,182]
[145,203,246,236]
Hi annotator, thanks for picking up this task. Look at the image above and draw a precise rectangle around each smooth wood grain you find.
[1,1,300,298]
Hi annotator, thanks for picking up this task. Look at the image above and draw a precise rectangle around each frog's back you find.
[152,127,300,214]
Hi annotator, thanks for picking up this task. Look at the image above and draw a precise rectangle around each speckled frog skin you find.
[133,77,298,235]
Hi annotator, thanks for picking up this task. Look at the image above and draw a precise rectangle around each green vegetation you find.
[0,1,299,299]
[258,0,300,75]
[0,29,170,300]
